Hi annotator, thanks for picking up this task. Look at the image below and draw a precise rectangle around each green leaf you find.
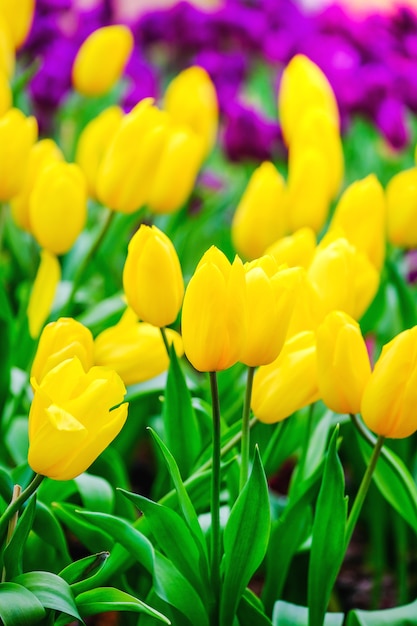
[74,473,114,513]
[75,587,170,623]
[0,467,13,503]
[308,425,347,626]
[346,598,417,625]
[13,571,83,623]
[272,601,344,626]
[220,447,270,626]
[0,582,46,625]
[52,502,114,554]
[355,431,417,535]
[33,501,71,564]
[0,315,10,418]
[4,417,29,466]
[162,346,201,477]
[238,589,273,626]
[60,551,110,587]
[3,494,37,580]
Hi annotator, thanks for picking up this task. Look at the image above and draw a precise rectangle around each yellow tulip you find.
[286,269,326,337]
[94,308,184,386]
[31,317,94,385]
[0,68,10,116]
[329,174,386,269]
[0,0,35,49]
[361,326,417,438]
[0,14,14,77]
[28,357,128,481]
[265,227,316,269]
[75,105,123,198]
[182,246,246,372]
[0,108,37,201]
[123,224,184,327]
[231,161,287,260]
[147,123,204,214]
[278,54,340,146]
[96,99,170,213]
[239,257,301,366]
[385,167,417,249]
[316,311,372,415]
[164,66,218,159]
[251,331,320,423]
[11,139,64,232]
[27,250,61,340]
[72,25,134,97]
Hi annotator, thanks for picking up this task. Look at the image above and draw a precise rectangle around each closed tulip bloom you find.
[96,99,170,213]
[0,0,35,49]
[147,123,204,214]
[239,258,301,366]
[316,311,372,415]
[94,308,184,386]
[27,250,61,340]
[251,331,320,423]
[361,327,417,438]
[123,225,184,327]
[28,357,128,481]
[278,54,340,146]
[182,247,246,372]
[329,174,386,269]
[265,227,316,269]
[308,236,379,320]
[386,167,417,249]
[31,317,94,385]
[11,139,64,232]
[0,14,14,77]
[72,25,134,97]
[75,106,123,198]
[29,162,87,255]
[164,66,218,159]
[0,68,11,116]
[286,269,326,337]
[0,108,37,201]
[231,161,287,260]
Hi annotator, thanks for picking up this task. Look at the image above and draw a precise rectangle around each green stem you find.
[349,412,376,447]
[0,474,44,541]
[160,327,171,358]
[344,434,385,550]
[209,371,221,626]
[239,366,255,491]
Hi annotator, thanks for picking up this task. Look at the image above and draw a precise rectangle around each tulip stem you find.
[0,474,44,542]
[160,327,171,357]
[345,434,385,550]
[350,412,376,447]
[209,370,221,625]
[239,366,255,491]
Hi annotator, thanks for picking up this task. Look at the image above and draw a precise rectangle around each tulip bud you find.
[94,308,184,386]
[0,108,37,201]
[27,250,61,340]
[123,225,184,327]
[361,326,417,438]
[0,14,14,77]
[0,67,11,116]
[265,227,316,269]
[329,174,386,269]
[28,356,128,481]
[29,162,87,255]
[72,25,134,97]
[0,0,35,49]
[285,269,325,337]
[182,247,246,372]
[385,167,417,249]
[75,105,123,199]
[316,311,372,415]
[251,331,320,423]
[11,139,64,232]
[164,65,218,159]
[231,161,287,260]
[31,317,94,385]
[278,54,340,146]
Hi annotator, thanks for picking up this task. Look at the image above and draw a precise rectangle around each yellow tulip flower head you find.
[265,227,316,269]
[94,308,184,386]
[28,357,128,480]
[0,68,11,116]
[164,65,218,159]
[0,0,35,49]
[27,250,61,340]
[385,167,417,249]
[251,331,320,423]
[123,224,184,328]
[0,108,37,201]
[0,13,14,77]
[29,162,87,255]
[31,317,95,385]
[72,25,134,97]
[182,246,246,372]
[329,174,386,269]
[231,161,287,260]
[361,326,417,438]
[316,310,372,415]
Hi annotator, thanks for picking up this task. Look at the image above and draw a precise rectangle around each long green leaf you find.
[59,552,110,587]
[33,501,71,564]
[0,582,46,625]
[272,601,344,626]
[13,571,82,623]
[75,587,170,623]
[52,502,114,553]
[308,425,347,626]
[3,494,36,580]
[220,447,270,626]
[74,473,115,513]
[238,589,273,626]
